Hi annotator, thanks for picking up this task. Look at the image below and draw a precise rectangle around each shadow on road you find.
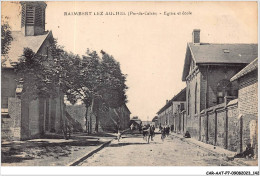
[1,139,104,164]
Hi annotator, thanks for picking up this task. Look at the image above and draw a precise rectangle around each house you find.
[230,58,258,156]
[157,88,186,132]
[1,2,66,141]
[129,117,142,130]
[152,116,159,128]
[182,29,258,140]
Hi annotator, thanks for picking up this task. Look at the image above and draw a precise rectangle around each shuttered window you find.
[26,5,34,24]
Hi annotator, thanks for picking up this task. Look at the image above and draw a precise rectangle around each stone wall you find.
[1,98,22,141]
[191,99,240,151]
[66,105,86,131]
[29,99,40,137]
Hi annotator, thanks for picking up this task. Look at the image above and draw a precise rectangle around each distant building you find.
[129,117,142,130]
[157,88,186,132]
[152,116,159,128]
[142,121,153,126]
[182,29,258,140]
[1,2,65,141]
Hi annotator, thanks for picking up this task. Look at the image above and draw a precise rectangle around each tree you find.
[15,47,60,100]
[14,40,68,138]
[60,49,128,133]
[1,17,13,65]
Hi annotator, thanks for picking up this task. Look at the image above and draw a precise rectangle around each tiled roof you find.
[189,43,258,64]
[182,43,258,81]
[230,58,258,82]
[157,87,186,115]
[2,31,52,68]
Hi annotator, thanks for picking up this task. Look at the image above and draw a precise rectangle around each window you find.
[217,79,231,104]
[26,6,34,24]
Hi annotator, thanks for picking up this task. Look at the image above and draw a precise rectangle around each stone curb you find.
[67,139,113,166]
[170,133,250,166]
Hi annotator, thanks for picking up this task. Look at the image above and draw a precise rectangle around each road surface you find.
[80,133,238,166]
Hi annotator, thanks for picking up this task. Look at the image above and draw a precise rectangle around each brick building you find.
[182,29,258,140]
[231,58,258,156]
[1,2,66,141]
[157,88,186,132]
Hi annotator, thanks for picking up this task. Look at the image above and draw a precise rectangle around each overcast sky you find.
[2,1,257,121]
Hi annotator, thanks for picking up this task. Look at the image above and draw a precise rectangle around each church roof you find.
[2,31,52,68]
[182,43,258,81]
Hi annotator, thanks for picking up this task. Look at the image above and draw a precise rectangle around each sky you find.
[2,1,258,121]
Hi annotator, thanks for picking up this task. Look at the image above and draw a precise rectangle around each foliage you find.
[1,17,13,60]
[99,50,128,109]
[15,47,59,99]
[61,49,128,110]
[14,37,128,132]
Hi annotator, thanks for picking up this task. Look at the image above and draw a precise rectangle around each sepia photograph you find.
[1,0,259,175]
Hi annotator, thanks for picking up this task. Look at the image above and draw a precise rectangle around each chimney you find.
[166,100,169,104]
[192,29,200,44]
[20,1,47,36]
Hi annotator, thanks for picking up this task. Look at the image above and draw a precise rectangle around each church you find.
[1,2,66,141]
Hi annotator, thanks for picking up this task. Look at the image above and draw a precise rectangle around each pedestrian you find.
[130,123,134,134]
[165,126,170,136]
[147,124,154,143]
[151,125,155,138]
[159,124,162,132]
[184,131,191,138]
[139,124,142,134]
[170,125,174,132]
[117,130,121,142]
[161,127,166,141]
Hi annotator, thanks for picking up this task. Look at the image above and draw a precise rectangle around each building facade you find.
[157,88,186,132]
[1,2,66,141]
[182,29,258,140]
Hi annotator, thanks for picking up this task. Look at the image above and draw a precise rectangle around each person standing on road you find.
[151,125,155,138]
[117,130,121,142]
[161,127,166,141]
[130,123,134,134]
[165,126,170,136]
[147,124,154,143]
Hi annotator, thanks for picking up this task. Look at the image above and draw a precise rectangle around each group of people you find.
[159,125,171,141]
[142,124,155,143]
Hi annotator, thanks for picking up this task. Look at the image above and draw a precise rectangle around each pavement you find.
[170,132,258,166]
[1,132,116,166]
